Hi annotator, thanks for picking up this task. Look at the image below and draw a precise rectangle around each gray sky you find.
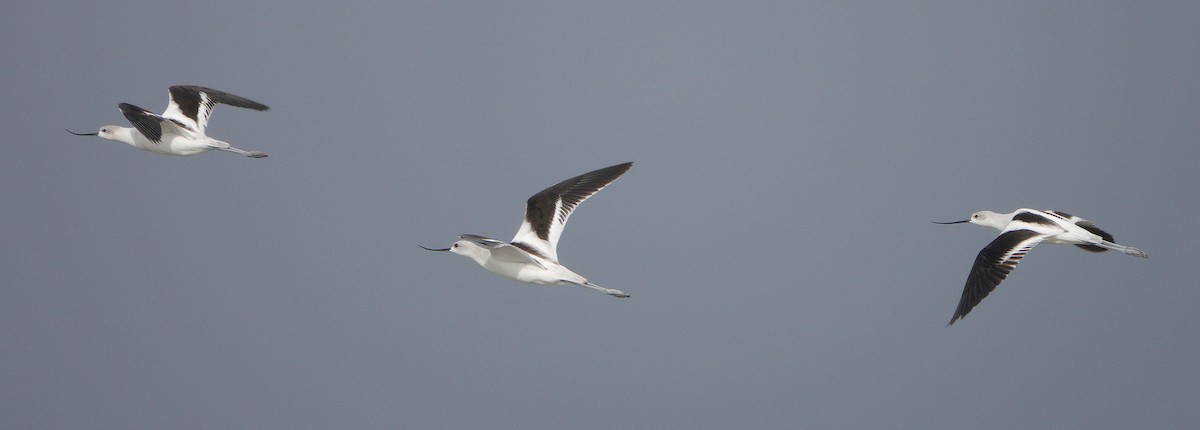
[3,1,1198,428]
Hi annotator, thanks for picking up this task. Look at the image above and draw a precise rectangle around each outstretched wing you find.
[119,103,189,143]
[948,229,1048,325]
[161,85,269,136]
[511,162,632,262]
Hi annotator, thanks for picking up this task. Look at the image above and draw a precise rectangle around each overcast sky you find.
[2,1,1198,429]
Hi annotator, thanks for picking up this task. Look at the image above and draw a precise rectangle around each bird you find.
[420,162,633,298]
[935,208,1147,325]
[67,85,270,158]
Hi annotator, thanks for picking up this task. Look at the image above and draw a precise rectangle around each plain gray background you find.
[2,1,1197,428]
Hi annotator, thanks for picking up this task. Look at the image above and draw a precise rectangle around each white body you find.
[96,126,236,156]
[443,235,628,298]
[452,241,586,284]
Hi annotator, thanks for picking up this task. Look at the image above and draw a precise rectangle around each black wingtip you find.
[171,85,270,111]
[610,161,633,172]
[947,315,962,327]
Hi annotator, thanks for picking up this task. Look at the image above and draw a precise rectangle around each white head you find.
[934,210,1009,231]
[419,239,489,266]
[66,126,127,143]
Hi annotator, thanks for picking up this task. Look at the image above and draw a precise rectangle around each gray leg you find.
[213,145,268,158]
[1097,241,1148,258]
[570,281,630,298]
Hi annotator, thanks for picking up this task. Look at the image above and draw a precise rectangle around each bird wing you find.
[161,85,269,136]
[119,103,190,143]
[948,229,1048,325]
[511,162,632,262]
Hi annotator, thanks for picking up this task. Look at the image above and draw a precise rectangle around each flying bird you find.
[421,162,633,298]
[935,208,1147,325]
[67,85,270,158]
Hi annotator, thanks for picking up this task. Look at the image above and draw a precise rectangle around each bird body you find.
[937,208,1147,324]
[422,162,633,298]
[446,234,591,285]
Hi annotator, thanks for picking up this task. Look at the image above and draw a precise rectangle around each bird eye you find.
[452,243,458,248]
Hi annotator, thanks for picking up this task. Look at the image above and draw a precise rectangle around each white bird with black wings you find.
[935,208,1147,325]
[422,162,633,298]
[68,85,270,158]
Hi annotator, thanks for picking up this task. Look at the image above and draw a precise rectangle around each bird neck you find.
[111,127,140,147]
[986,212,1016,231]
[454,246,491,267]
[464,249,491,267]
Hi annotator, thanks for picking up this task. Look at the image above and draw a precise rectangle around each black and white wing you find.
[948,229,1049,325]
[118,103,189,143]
[161,85,269,136]
[511,162,632,262]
